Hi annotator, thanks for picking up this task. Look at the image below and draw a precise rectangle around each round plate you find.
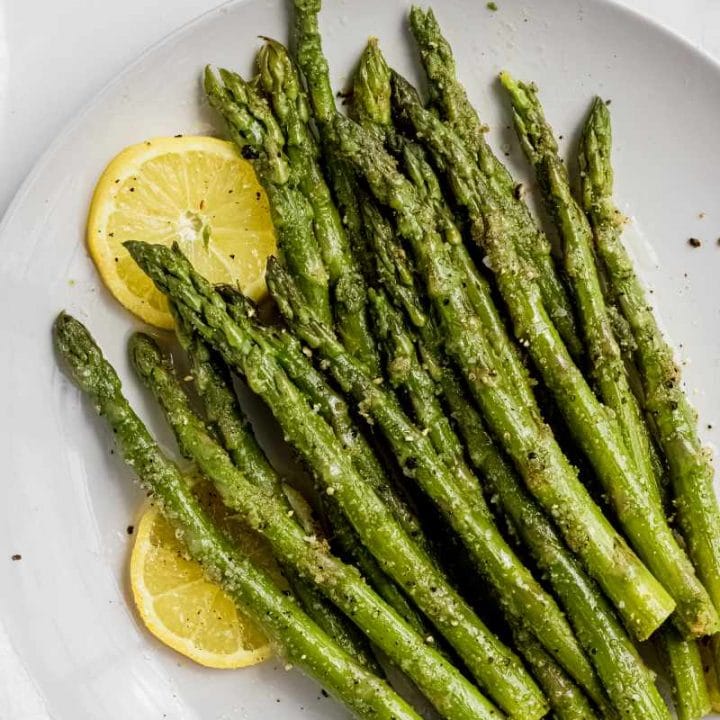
[1,0,719,717]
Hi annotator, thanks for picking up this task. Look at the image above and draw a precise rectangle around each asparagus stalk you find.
[700,639,720,712]
[270,257,609,708]
[126,240,546,720]
[204,67,331,326]
[129,330,502,720]
[407,6,582,358]
[291,0,335,128]
[333,111,674,640]
[290,0,379,282]
[53,313,420,720]
[512,629,601,720]
[659,629,711,720]
[579,96,720,617]
[499,73,718,637]
[256,40,380,374]
[313,490,430,638]
[176,323,380,669]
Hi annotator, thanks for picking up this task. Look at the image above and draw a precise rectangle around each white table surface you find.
[1,0,719,716]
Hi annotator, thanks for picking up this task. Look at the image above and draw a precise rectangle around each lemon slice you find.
[130,503,273,668]
[87,136,276,329]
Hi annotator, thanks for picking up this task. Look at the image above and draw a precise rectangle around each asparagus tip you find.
[203,65,221,95]
[498,70,515,90]
[128,332,166,382]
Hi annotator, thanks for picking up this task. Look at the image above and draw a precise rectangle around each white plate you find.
[1,0,719,717]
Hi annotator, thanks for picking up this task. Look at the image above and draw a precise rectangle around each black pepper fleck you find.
[688,237,702,248]
[127,525,134,535]
[11,554,21,561]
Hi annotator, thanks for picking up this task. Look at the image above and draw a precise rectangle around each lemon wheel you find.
[130,504,273,669]
[87,136,276,329]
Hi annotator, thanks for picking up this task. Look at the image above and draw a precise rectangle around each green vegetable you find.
[292,0,335,127]
[333,110,674,641]
[52,312,421,720]
[500,73,718,638]
[512,629,600,720]
[700,639,720,712]
[438,352,670,720]
[291,0,378,282]
[408,6,581,357]
[187,292,431,637]
[126,240,544,720]
[659,629,711,720]
[129,330,501,720]
[579,95,720,619]
[363,207,667,716]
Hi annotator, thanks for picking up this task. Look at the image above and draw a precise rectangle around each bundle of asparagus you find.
[54,2,720,719]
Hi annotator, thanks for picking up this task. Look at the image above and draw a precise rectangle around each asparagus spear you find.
[256,40,379,374]
[659,629,711,720]
[407,6,582,358]
[512,629,601,720]
[129,330,502,720]
[498,73,718,637]
[290,0,379,282]
[333,111,674,640]
[204,67,331,326]
[579,96,720,618]
[176,323,381,669]
[291,0,335,128]
[126,240,547,720]
[53,313,421,720]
